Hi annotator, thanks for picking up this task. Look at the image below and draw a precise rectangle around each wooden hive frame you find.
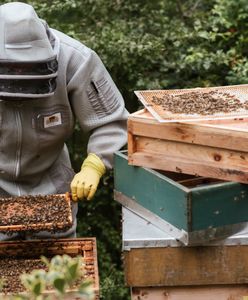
[0,238,99,299]
[0,193,73,232]
[135,84,248,122]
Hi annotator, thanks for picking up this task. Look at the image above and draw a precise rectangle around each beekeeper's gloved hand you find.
[70,153,106,201]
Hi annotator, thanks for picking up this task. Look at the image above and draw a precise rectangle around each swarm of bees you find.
[151,90,248,115]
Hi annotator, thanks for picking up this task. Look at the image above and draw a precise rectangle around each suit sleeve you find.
[67,48,129,168]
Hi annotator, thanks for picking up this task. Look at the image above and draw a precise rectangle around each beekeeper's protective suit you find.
[0,2,129,240]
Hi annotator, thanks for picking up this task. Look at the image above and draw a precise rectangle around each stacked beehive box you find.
[114,85,248,299]
[121,206,248,300]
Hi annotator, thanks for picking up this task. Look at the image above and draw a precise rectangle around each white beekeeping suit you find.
[0,2,129,240]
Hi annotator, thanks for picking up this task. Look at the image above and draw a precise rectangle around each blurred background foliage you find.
[1,0,248,299]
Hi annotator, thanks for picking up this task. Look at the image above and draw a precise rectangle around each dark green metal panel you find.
[191,183,248,231]
[114,151,188,230]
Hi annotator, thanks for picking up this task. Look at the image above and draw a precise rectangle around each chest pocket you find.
[33,105,74,151]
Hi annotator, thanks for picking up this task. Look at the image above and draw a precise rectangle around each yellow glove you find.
[70,153,106,201]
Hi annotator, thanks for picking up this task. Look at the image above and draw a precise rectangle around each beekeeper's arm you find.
[68,48,129,201]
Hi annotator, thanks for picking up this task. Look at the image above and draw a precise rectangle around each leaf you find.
[79,280,93,290]
[68,261,80,280]
[47,270,61,283]
[40,256,50,267]
[53,277,66,294]
[32,281,43,296]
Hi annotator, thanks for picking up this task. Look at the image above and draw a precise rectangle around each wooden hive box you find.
[114,151,248,245]
[128,109,248,184]
[122,207,248,300]
[0,238,99,299]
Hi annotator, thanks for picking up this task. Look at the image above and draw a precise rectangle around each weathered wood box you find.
[128,109,248,184]
[122,207,248,300]
[114,151,248,245]
[0,238,99,299]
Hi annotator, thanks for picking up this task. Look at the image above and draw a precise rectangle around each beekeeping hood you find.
[0,2,59,99]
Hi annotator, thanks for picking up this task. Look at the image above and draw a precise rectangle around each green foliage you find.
[1,0,248,107]
[1,0,248,299]
[0,255,93,300]
[21,269,46,298]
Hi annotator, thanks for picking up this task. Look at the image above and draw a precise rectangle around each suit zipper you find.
[15,109,22,181]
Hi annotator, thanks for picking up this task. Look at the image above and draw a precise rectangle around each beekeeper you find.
[0,2,129,240]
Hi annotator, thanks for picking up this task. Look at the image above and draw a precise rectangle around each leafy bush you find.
[0,255,94,300]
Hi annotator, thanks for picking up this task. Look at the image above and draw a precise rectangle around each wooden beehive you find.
[128,109,248,184]
[0,238,99,299]
[114,151,248,245]
[122,208,248,300]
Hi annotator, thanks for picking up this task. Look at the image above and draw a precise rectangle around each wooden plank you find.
[129,149,248,184]
[177,177,222,188]
[124,246,248,287]
[135,137,248,170]
[0,239,93,256]
[159,171,194,182]
[190,117,248,130]
[128,130,136,155]
[135,137,248,169]
[128,111,248,152]
[131,286,248,300]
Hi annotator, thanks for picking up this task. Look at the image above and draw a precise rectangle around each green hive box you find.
[114,151,248,245]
